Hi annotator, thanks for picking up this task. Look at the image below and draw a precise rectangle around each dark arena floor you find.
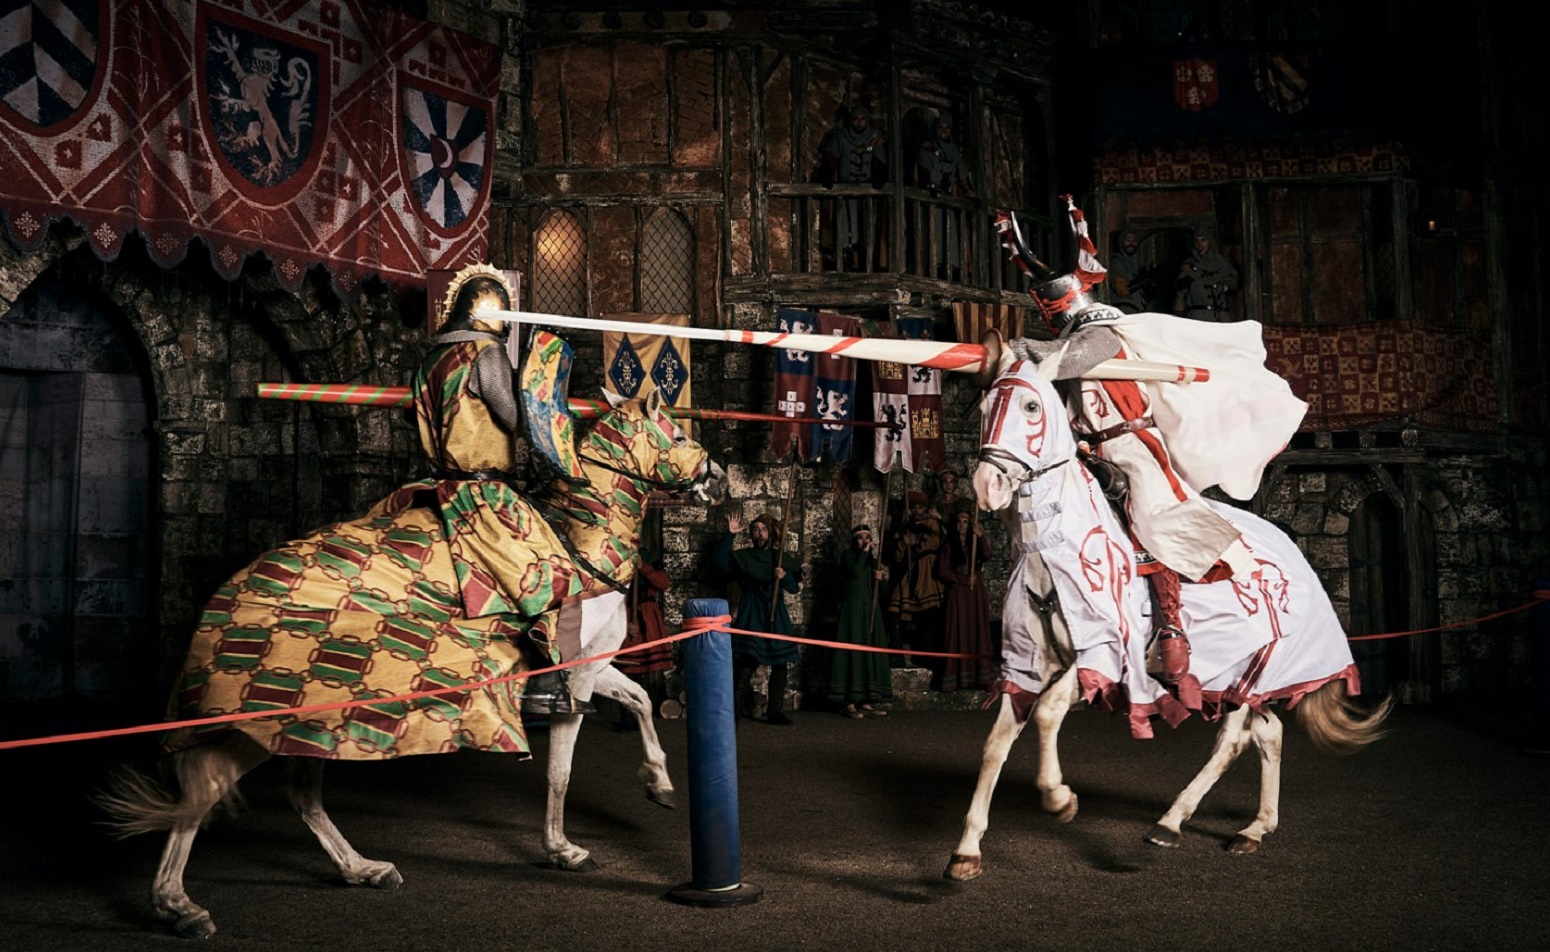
[2,702,1547,951]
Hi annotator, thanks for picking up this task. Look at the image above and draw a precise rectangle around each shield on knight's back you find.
[520,330,586,485]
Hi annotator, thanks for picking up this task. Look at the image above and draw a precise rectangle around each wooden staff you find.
[968,516,979,588]
[867,452,901,633]
[770,439,800,619]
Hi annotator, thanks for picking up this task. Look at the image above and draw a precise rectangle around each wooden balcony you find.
[724,184,1047,310]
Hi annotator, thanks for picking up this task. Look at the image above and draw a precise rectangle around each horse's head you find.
[589,389,722,501]
[973,345,1078,512]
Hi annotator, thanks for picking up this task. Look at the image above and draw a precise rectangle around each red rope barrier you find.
[5,594,1546,752]
[1345,591,1550,642]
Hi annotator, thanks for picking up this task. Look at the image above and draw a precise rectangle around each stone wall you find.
[1,234,426,694]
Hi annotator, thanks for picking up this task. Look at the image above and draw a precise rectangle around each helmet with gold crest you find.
[433,263,515,336]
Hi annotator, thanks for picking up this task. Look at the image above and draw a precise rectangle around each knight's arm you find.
[467,345,520,433]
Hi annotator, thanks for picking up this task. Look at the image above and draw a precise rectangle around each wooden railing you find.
[766,183,1044,294]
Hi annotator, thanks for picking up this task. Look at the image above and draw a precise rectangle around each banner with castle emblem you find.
[0,0,499,292]
[601,313,693,411]
[770,308,816,459]
[898,317,945,473]
[810,311,858,464]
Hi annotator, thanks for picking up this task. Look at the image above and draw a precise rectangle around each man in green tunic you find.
[827,525,894,717]
[715,513,803,725]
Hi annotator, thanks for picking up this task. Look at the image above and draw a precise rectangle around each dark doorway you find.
[0,275,155,703]
[1347,491,1409,694]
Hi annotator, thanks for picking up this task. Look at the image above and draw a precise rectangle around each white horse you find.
[100,391,721,937]
[945,348,1391,881]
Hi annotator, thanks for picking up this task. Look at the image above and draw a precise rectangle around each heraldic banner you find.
[898,316,945,473]
[770,308,816,459]
[602,313,693,409]
[952,301,1027,350]
[0,0,499,292]
[811,311,859,464]
[870,320,910,473]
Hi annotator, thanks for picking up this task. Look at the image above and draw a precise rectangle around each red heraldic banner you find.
[0,0,499,292]
[770,308,817,459]
[897,316,945,473]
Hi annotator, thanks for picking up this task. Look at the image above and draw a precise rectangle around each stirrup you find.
[1156,626,1191,683]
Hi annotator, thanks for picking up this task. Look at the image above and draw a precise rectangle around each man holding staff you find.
[715,513,803,726]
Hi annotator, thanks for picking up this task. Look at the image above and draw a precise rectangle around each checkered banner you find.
[0,0,499,292]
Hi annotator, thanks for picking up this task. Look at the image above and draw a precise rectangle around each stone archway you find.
[3,231,425,703]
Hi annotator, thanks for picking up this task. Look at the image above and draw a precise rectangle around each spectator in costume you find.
[888,490,944,670]
[936,510,994,692]
[819,104,887,270]
[933,470,970,520]
[916,114,972,278]
[827,525,894,718]
[715,513,803,726]
[1174,227,1238,321]
[1108,230,1153,313]
[413,268,591,715]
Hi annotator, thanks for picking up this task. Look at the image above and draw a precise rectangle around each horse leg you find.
[1227,709,1283,853]
[152,734,269,938]
[1033,666,1082,822]
[285,758,404,888]
[592,664,675,809]
[541,711,599,871]
[944,693,1032,881]
[1146,705,1253,848]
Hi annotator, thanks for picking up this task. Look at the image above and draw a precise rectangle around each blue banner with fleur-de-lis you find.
[602,313,693,410]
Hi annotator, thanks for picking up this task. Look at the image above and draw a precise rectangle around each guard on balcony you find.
[819,104,888,270]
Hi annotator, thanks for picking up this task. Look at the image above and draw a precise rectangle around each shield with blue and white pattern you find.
[403,83,489,233]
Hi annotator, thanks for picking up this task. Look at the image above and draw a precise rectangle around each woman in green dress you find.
[827,525,895,717]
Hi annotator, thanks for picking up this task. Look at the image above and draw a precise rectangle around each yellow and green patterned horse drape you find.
[164,392,707,761]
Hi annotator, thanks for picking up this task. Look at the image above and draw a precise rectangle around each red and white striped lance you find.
[475,308,1209,382]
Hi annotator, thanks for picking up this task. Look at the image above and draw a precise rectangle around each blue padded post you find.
[666,597,762,906]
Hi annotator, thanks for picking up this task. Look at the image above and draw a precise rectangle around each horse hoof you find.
[1052,793,1079,824]
[554,856,601,872]
[368,867,405,890]
[1145,825,1181,848]
[173,912,216,940]
[648,788,676,810]
[943,853,983,882]
[1227,835,1260,854]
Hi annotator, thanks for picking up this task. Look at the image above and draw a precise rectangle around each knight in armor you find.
[414,268,593,715]
[1173,227,1239,321]
[819,105,888,269]
[998,200,1303,687]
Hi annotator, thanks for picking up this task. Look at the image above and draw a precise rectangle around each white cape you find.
[1105,314,1306,501]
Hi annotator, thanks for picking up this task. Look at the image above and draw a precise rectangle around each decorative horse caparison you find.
[101,389,719,938]
[945,348,1392,881]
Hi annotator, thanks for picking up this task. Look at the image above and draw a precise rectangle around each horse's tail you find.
[1294,680,1394,755]
[94,755,247,838]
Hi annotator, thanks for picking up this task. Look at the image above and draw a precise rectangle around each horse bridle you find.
[977,445,1068,486]
[578,452,700,492]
